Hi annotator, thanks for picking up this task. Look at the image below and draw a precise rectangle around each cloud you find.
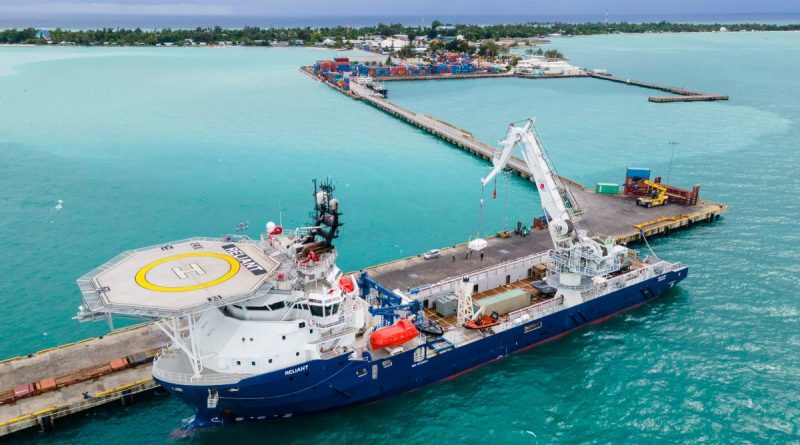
[0,2,234,16]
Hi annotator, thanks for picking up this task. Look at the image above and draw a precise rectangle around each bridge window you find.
[325,303,340,316]
[268,301,286,311]
[309,304,324,317]
[356,368,367,378]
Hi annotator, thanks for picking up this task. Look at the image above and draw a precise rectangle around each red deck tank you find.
[370,318,419,350]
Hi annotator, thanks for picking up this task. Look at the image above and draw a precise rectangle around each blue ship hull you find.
[157,266,687,428]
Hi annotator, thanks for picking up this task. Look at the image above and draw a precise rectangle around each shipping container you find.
[595,182,620,194]
[474,288,530,316]
[13,384,34,399]
[35,377,57,393]
[110,357,129,371]
[625,167,651,180]
[127,352,149,366]
[0,388,15,405]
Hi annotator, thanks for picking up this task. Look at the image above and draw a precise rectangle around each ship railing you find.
[580,260,679,300]
[153,350,248,385]
[507,295,565,323]
[320,347,345,360]
[295,250,337,273]
[311,326,359,345]
[409,251,549,301]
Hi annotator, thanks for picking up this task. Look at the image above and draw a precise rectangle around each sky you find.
[0,0,798,17]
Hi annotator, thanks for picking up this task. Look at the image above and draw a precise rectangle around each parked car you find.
[423,249,441,260]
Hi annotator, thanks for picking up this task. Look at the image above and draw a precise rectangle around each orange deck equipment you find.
[370,318,419,350]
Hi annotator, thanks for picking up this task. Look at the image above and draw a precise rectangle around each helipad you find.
[77,238,280,318]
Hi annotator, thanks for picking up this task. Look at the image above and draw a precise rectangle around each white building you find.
[515,56,583,76]
[380,37,409,50]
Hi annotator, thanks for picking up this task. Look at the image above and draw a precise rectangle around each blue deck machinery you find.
[357,271,422,325]
[357,272,453,353]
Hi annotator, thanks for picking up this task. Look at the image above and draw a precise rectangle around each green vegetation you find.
[0,21,798,46]
[478,40,508,58]
[543,49,564,59]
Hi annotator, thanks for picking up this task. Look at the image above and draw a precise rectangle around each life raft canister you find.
[338,275,356,293]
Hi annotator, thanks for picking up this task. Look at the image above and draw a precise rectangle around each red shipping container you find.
[36,377,57,393]
[110,357,129,371]
[13,384,34,399]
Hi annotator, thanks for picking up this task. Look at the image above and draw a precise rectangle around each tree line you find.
[1,21,798,46]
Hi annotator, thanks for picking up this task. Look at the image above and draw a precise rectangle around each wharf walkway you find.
[376,72,513,81]
[311,65,727,103]
[588,72,729,102]
[0,323,166,437]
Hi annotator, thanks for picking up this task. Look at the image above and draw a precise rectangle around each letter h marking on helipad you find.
[172,263,206,279]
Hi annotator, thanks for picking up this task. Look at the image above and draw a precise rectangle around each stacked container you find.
[623,167,651,196]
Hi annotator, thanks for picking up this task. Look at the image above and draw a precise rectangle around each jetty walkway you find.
[588,72,729,102]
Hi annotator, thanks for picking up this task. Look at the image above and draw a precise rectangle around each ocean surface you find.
[0,32,798,443]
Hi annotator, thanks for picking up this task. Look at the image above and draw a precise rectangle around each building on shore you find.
[515,55,583,76]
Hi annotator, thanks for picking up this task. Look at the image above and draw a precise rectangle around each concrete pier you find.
[588,72,729,102]
[0,324,166,437]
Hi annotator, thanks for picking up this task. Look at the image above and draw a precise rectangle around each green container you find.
[596,182,620,195]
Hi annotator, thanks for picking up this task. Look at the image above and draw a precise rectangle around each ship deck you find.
[366,186,723,291]
[423,277,551,330]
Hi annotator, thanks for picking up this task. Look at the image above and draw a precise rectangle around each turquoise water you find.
[1,32,799,443]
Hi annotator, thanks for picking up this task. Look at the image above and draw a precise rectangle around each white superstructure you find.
[515,56,584,76]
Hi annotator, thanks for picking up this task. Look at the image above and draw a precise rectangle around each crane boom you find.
[482,120,577,248]
[482,119,628,292]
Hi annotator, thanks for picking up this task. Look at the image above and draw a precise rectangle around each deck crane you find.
[482,119,629,305]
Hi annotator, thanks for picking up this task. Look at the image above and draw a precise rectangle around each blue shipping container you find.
[626,167,651,180]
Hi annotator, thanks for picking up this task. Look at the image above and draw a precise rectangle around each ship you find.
[75,120,687,429]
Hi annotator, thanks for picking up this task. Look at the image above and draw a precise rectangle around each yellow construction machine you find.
[636,180,668,208]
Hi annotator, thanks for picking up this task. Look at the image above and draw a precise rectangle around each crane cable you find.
[639,229,660,261]
[474,184,486,240]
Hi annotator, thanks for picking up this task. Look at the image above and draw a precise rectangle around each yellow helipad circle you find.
[135,252,240,292]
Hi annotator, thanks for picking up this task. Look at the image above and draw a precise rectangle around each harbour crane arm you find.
[481,119,628,290]
[481,119,577,247]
